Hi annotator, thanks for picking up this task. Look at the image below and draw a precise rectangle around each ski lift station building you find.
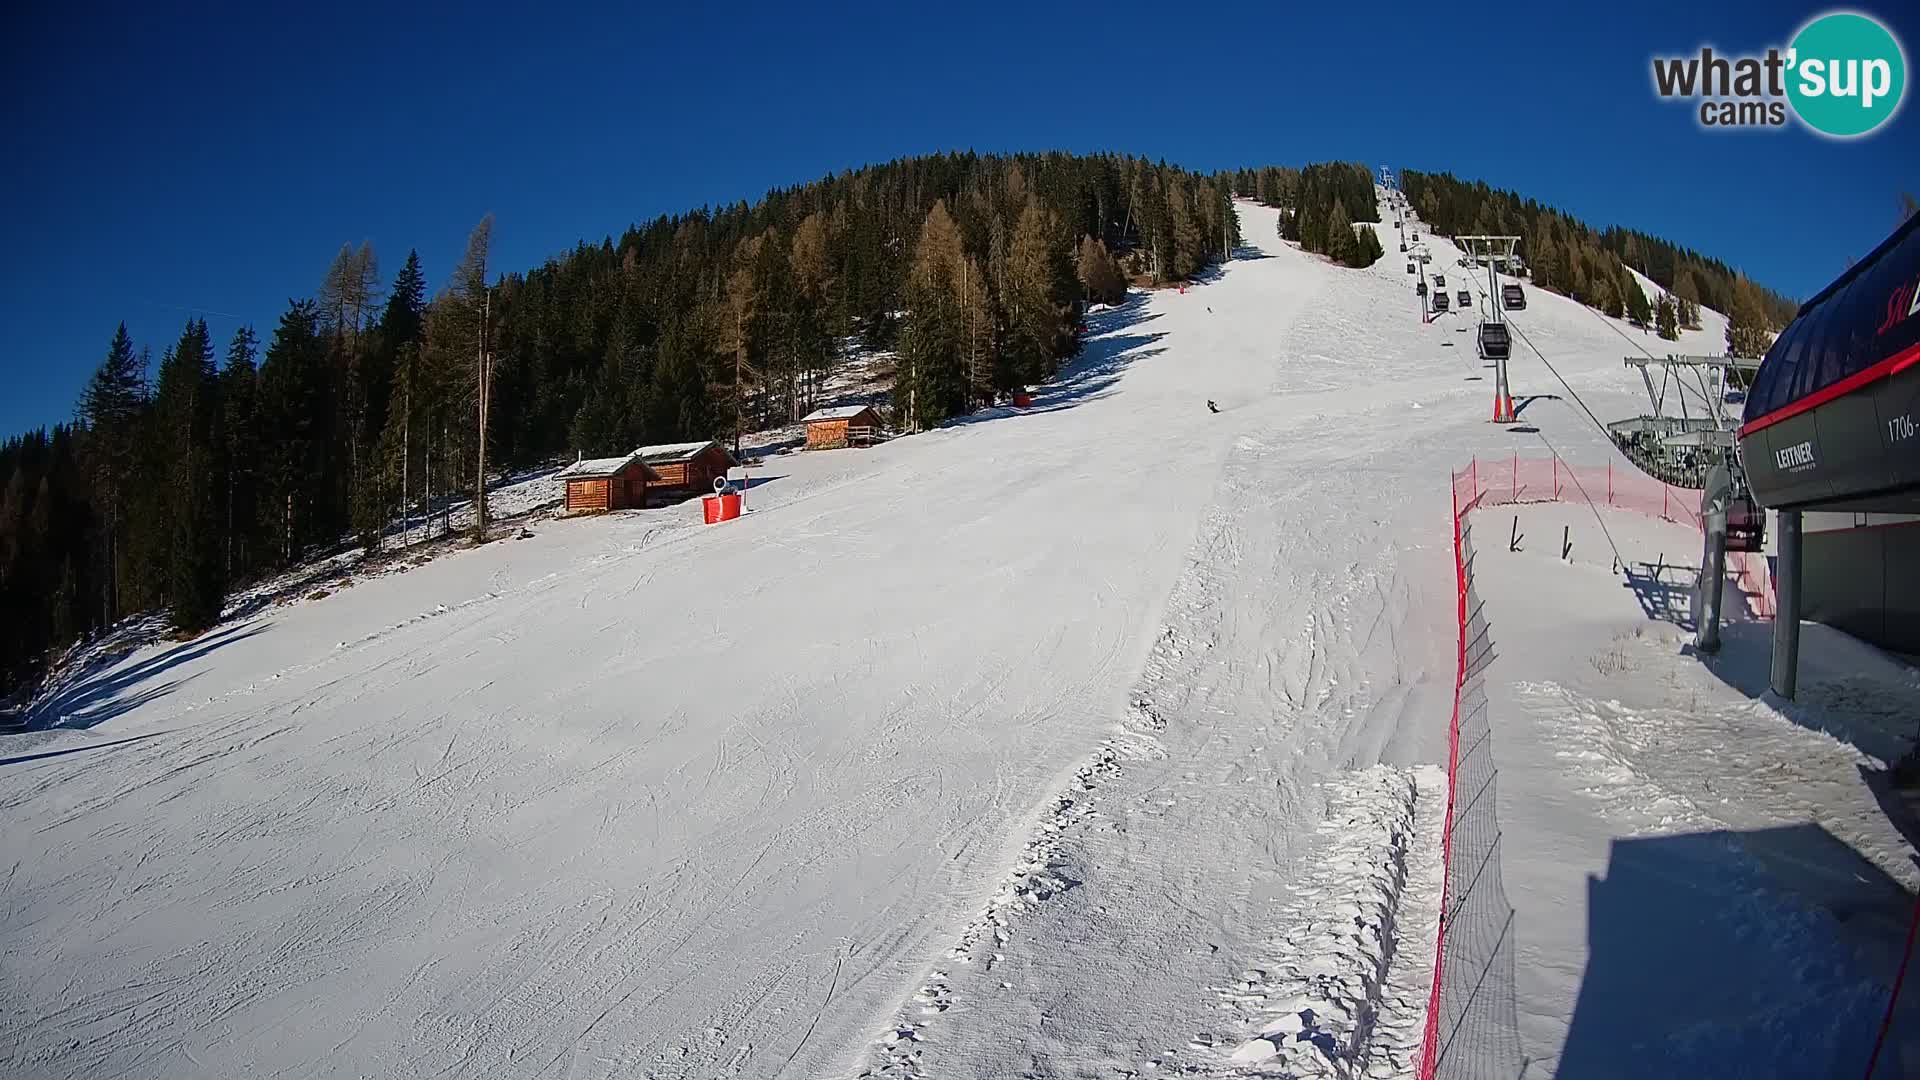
[557,452,656,514]
[1737,211,1920,666]
[801,405,885,450]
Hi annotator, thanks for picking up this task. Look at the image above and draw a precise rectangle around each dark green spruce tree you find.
[258,300,327,565]
[220,325,261,582]
[78,323,148,624]
[152,319,225,633]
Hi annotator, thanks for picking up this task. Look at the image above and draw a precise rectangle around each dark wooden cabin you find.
[801,405,885,450]
[556,452,655,514]
[636,440,738,499]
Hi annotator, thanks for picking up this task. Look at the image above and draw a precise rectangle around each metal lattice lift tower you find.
[1457,235,1522,423]
[1602,351,1767,652]
[1608,353,1763,486]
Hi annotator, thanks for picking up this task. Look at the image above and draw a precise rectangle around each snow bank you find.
[1220,764,1444,1078]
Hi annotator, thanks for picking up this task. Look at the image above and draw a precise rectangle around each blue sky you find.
[4,0,1915,435]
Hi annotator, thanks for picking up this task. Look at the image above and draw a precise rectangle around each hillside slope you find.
[5,197,1911,1080]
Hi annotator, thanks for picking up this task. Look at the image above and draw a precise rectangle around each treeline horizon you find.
[2,151,1246,695]
[1400,169,1796,352]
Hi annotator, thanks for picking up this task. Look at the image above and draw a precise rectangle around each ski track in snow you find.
[856,201,1472,1078]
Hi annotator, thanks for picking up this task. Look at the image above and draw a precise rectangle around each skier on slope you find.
[1206,400,1220,414]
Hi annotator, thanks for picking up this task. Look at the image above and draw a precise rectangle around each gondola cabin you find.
[1477,322,1510,360]
[1501,283,1527,310]
[636,440,738,500]
[801,405,886,450]
[1431,290,1450,312]
[557,452,655,514]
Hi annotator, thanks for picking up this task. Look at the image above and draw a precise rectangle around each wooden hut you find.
[556,452,655,514]
[636,440,738,499]
[801,405,885,450]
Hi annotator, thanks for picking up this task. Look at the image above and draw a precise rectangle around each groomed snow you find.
[4,195,1912,1080]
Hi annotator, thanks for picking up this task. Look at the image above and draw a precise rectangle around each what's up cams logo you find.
[1652,11,1906,137]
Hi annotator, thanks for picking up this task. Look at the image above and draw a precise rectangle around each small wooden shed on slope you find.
[636,440,738,500]
[801,405,886,450]
[557,452,655,513]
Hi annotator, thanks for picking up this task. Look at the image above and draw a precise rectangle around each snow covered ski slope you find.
[5,198,1913,1079]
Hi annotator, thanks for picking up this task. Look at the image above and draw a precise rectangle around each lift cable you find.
[1530,426,1630,572]
[1502,317,1621,447]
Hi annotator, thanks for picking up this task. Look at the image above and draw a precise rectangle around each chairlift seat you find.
[1725,494,1766,553]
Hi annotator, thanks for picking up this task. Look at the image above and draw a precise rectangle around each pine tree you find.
[1725,274,1772,357]
[152,319,225,634]
[1325,199,1358,266]
[420,216,493,540]
[78,323,147,623]
[1655,294,1679,340]
[1351,215,1382,263]
[1673,271,1703,328]
[647,311,716,442]
[375,341,421,543]
[1167,178,1202,280]
[379,251,428,352]
[897,200,970,429]
[220,326,260,581]
[258,300,326,564]
[1532,231,1559,292]
[788,212,837,415]
[958,254,997,404]
[1076,236,1126,306]
[1004,201,1072,388]
[1624,274,1653,327]
[720,232,773,451]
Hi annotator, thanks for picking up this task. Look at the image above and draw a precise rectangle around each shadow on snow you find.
[18,620,268,732]
[1559,824,1916,1078]
[943,292,1167,429]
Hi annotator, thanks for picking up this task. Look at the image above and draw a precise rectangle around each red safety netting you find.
[1419,456,1781,1079]
[1417,473,1523,1080]
[1451,454,1775,619]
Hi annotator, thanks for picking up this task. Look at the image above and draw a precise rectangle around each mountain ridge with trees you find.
[1397,169,1797,353]
[2,154,1805,697]
[2,151,1242,695]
